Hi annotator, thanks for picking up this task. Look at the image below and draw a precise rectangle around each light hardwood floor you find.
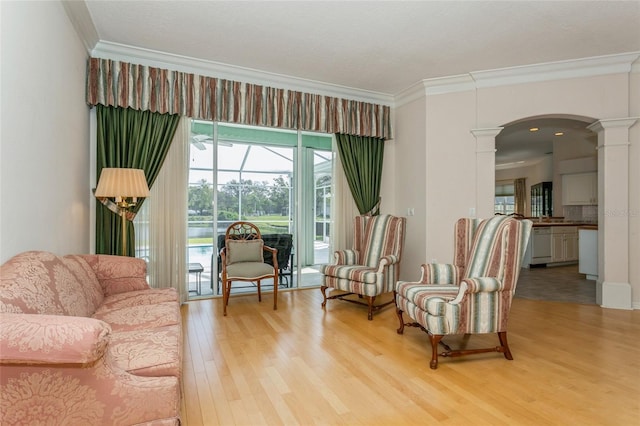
[181,286,639,425]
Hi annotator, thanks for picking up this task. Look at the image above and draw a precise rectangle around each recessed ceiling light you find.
[555,132,564,136]
[529,127,539,132]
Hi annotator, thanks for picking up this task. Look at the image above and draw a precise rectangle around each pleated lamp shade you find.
[95,168,150,199]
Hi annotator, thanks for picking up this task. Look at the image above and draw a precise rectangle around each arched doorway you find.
[473,115,636,309]
[495,115,597,304]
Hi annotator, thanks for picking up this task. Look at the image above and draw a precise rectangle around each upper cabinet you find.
[562,172,597,205]
[531,181,553,217]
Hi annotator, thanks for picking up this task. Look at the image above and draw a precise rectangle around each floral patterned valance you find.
[86,58,392,139]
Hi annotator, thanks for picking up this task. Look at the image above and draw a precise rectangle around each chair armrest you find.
[443,277,504,306]
[419,263,463,285]
[376,254,400,271]
[263,245,279,269]
[333,249,359,265]
[460,277,503,293]
[0,313,111,365]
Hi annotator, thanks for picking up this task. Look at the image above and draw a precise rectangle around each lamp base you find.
[120,209,128,256]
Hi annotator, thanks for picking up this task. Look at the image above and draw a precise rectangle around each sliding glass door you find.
[186,121,332,298]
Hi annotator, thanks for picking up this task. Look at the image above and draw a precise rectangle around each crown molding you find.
[471,52,640,88]
[632,55,640,73]
[394,74,476,107]
[394,52,640,105]
[67,2,638,111]
[91,41,394,106]
[62,0,99,53]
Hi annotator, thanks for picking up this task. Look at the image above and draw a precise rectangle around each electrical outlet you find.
[469,207,476,217]
[407,208,415,216]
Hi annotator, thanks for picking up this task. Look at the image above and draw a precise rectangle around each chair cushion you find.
[396,282,460,311]
[226,262,274,280]
[320,264,379,284]
[226,239,264,264]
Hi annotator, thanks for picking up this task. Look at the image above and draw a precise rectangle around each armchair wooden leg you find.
[273,274,278,311]
[320,286,328,309]
[396,308,405,334]
[223,280,230,316]
[367,296,376,321]
[498,331,513,360]
[257,279,262,302]
[429,334,444,369]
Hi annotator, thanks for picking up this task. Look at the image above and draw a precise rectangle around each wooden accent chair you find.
[395,216,532,369]
[212,233,294,293]
[320,214,406,320]
[220,221,278,316]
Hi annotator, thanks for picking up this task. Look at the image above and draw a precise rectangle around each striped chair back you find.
[464,216,531,288]
[354,215,406,268]
[453,218,481,273]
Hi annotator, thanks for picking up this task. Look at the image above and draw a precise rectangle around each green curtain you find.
[96,105,181,256]
[335,133,385,216]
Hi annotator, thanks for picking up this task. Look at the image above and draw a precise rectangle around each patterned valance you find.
[86,58,392,139]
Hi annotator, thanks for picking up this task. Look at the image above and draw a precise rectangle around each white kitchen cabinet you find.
[579,228,598,280]
[562,172,597,205]
[551,226,579,263]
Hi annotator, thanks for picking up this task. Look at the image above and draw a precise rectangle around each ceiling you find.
[76,1,640,164]
[495,117,597,169]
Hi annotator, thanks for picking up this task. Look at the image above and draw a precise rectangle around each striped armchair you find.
[395,216,532,369]
[320,214,406,320]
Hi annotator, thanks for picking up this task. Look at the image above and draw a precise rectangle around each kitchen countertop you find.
[530,221,595,227]
[514,217,596,227]
[578,225,598,230]
[505,216,597,228]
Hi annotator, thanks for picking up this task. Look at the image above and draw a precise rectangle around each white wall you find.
[395,70,639,307]
[629,66,640,309]
[0,1,90,262]
[393,97,427,280]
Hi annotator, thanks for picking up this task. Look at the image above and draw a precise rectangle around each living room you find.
[1,1,639,425]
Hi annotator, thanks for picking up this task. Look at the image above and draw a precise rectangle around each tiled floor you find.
[515,263,596,305]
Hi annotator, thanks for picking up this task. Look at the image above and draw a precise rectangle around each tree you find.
[269,175,291,216]
[216,176,291,218]
[188,179,213,215]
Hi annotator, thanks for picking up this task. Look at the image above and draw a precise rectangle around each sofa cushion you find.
[0,251,101,317]
[0,313,111,365]
[92,301,180,333]
[107,325,181,377]
[96,288,178,313]
[80,254,149,296]
[61,255,105,316]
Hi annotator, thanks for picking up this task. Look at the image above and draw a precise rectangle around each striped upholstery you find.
[396,216,532,336]
[321,215,406,297]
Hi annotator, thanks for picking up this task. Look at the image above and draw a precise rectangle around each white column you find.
[587,118,637,310]
[471,127,503,218]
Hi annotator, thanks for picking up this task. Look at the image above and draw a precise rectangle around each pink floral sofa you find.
[0,251,182,425]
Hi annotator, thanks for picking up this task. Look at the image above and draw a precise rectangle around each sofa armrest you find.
[80,254,150,296]
[0,313,111,365]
